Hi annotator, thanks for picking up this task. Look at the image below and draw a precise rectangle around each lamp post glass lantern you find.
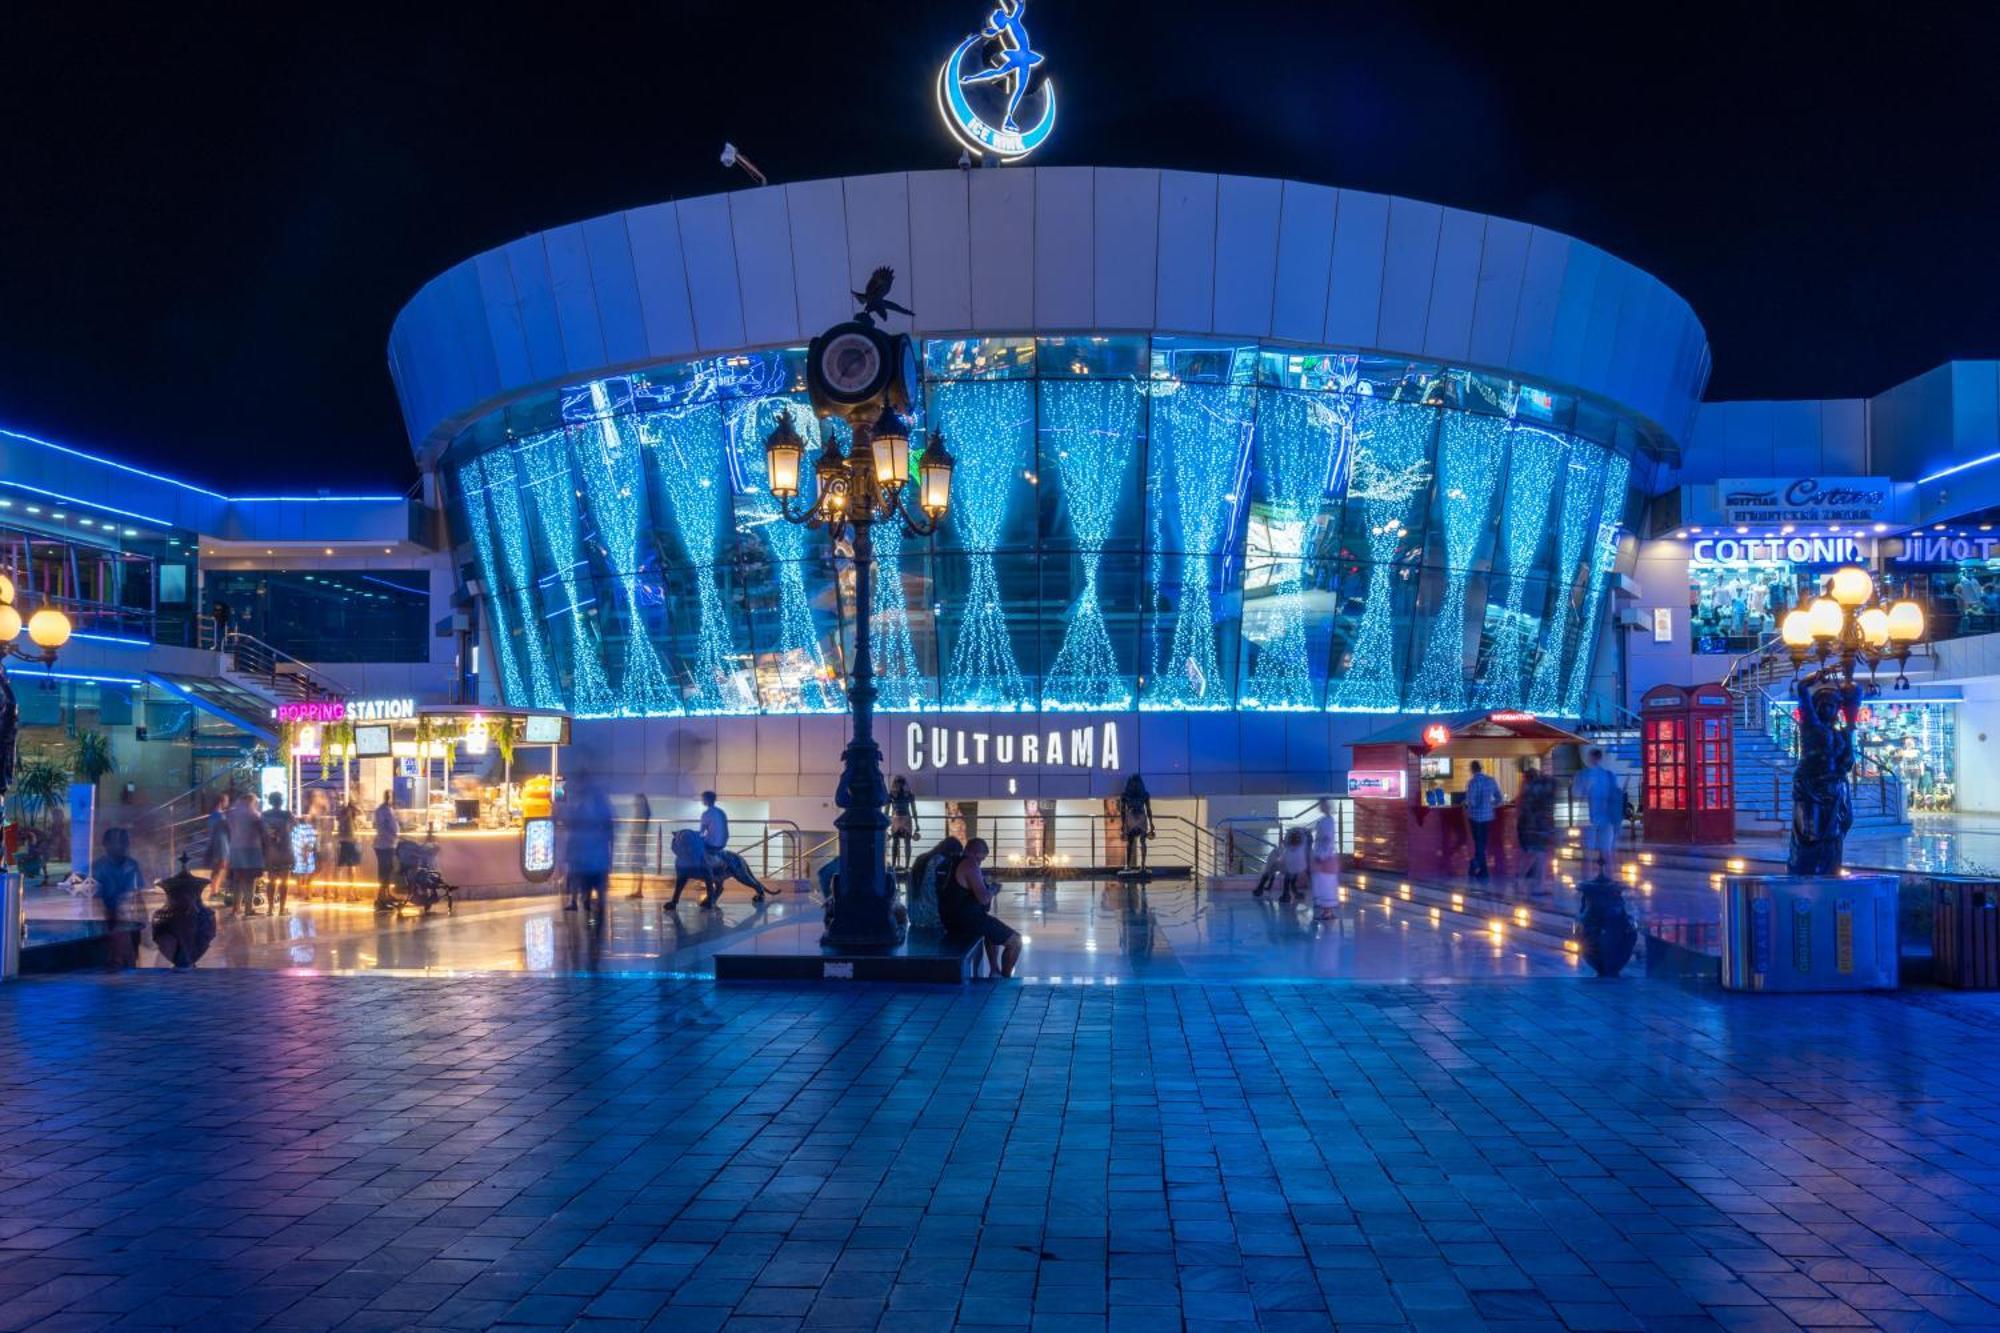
[1779,564,1926,875]
[765,273,954,951]
[0,574,71,812]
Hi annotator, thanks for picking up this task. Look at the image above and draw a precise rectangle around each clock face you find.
[820,331,884,399]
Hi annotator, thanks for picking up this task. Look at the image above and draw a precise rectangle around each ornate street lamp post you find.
[1775,565,1924,874]
[763,271,955,951]
[0,574,72,830]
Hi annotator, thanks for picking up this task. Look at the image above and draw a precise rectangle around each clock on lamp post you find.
[768,270,955,952]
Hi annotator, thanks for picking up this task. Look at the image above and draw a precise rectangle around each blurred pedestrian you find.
[626,791,652,899]
[1464,760,1501,880]
[1572,748,1623,882]
[1309,807,1340,922]
[564,771,614,922]
[1515,761,1558,894]
[95,826,142,968]
[261,792,295,916]
[371,791,400,911]
[1118,774,1156,869]
[224,791,265,914]
[886,776,919,871]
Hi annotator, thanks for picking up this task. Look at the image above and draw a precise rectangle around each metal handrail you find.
[199,624,353,701]
[607,816,805,879]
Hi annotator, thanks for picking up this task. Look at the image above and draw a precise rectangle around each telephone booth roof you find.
[1349,710,1585,752]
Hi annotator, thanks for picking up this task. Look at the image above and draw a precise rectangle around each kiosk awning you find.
[1350,710,1586,750]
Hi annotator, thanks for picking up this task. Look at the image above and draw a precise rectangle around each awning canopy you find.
[1349,710,1585,751]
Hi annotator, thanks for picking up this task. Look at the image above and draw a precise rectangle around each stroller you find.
[395,838,457,916]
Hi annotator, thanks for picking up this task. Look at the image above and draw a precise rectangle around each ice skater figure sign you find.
[937,0,1056,161]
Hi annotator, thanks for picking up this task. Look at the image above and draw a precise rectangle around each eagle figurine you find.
[852,266,914,326]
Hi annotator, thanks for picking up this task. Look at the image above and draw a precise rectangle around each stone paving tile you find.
[4,973,2000,1331]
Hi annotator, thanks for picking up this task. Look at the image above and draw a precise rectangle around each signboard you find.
[273,697,415,724]
[1421,722,1451,749]
[1719,476,1890,526]
[1652,608,1674,642]
[521,817,556,882]
[1692,536,1864,566]
[1345,770,1408,800]
[936,0,1055,161]
[353,725,390,757]
[522,714,567,745]
[905,719,1119,773]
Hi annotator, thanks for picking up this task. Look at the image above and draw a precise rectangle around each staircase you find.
[1721,638,1909,833]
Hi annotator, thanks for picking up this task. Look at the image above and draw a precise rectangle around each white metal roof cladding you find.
[388,167,1712,462]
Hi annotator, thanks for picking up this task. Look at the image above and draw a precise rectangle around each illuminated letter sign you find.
[937,0,1056,161]
[1421,722,1451,750]
[276,700,345,724]
[905,719,1119,772]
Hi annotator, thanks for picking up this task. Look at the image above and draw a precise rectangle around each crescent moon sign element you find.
[936,34,1056,161]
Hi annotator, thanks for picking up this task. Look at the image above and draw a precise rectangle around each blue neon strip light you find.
[0,479,172,527]
[36,670,146,687]
[1918,451,2000,486]
[0,426,408,504]
[71,631,151,648]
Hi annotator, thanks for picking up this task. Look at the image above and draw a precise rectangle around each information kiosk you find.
[1346,711,1584,879]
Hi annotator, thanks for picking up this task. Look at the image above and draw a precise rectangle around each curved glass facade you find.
[441,336,1644,719]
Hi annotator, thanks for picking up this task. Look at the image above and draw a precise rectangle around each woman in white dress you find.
[1309,811,1341,921]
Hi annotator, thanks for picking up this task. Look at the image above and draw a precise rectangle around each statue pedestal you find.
[1721,874,1898,991]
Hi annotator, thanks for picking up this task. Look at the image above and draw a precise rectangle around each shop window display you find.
[1768,697,1956,811]
[1689,559,1791,654]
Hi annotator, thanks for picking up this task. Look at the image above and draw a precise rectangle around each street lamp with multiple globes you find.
[763,275,956,951]
[0,573,73,799]
[1774,564,1924,875]
[1777,564,1925,687]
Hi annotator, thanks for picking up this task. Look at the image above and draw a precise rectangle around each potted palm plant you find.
[69,730,117,877]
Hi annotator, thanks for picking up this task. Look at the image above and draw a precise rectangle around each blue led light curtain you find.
[446,340,1640,719]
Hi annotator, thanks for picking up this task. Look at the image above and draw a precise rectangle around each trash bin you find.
[0,870,20,980]
[1932,876,2000,989]
[1721,873,1898,991]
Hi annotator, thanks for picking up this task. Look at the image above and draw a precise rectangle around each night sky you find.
[2,2,1994,490]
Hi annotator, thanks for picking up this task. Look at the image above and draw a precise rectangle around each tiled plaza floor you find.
[6,968,2000,1332]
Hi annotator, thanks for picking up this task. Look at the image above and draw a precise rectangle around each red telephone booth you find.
[1639,684,1735,843]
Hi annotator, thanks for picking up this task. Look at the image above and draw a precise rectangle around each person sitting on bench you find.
[937,837,1021,979]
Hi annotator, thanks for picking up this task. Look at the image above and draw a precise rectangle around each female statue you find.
[1789,666,1861,875]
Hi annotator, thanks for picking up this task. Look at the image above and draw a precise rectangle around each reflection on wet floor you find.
[98,877,1578,981]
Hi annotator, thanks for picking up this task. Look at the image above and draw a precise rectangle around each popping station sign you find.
[272,696,417,725]
[1718,476,1890,526]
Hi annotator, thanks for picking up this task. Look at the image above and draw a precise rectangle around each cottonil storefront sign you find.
[1719,476,1889,525]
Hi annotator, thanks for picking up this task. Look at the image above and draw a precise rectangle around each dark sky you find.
[2,2,1994,490]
